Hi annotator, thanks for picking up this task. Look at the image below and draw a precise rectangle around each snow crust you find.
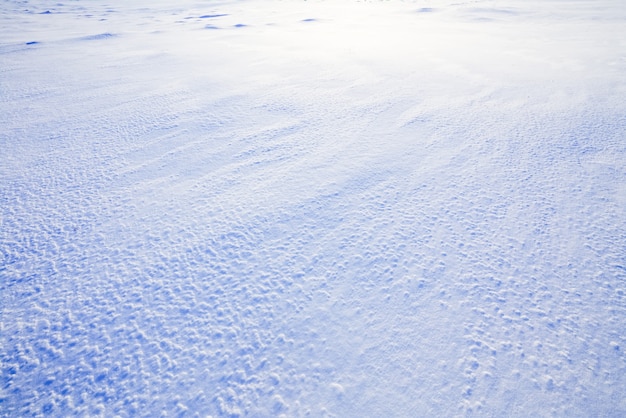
[2,0,626,416]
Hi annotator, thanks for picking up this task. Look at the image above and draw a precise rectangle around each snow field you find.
[1,0,626,416]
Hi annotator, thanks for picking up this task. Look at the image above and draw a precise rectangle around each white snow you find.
[1,0,626,416]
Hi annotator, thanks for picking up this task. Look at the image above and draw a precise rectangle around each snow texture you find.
[1,0,626,416]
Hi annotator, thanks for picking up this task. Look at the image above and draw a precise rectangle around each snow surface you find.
[1,0,626,416]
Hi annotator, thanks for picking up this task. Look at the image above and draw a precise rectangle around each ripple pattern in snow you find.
[1,0,626,416]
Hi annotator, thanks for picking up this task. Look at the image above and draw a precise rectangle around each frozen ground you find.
[1,0,626,416]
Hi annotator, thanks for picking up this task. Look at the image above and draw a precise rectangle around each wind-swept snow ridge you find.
[1,0,626,416]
